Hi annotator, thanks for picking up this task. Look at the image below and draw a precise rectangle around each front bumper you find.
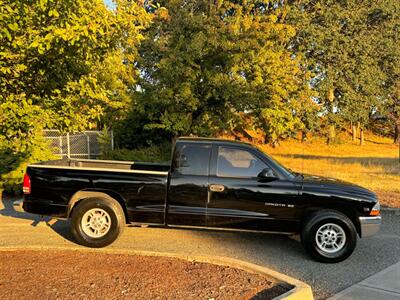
[13,200,24,213]
[359,216,382,238]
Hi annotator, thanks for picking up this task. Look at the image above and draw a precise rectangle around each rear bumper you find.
[359,216,381,238]
[13,200,24,213]
[21,197,68,218]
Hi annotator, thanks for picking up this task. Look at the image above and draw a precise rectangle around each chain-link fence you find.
[43,130,114,159]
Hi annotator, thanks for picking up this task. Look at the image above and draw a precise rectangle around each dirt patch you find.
[377,191,400,208]
[0,250,290,300]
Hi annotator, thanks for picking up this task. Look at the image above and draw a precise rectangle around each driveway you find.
[1,197,399,300]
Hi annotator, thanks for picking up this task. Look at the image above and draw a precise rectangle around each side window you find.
[174,144,211,176]
[217,147,267,178]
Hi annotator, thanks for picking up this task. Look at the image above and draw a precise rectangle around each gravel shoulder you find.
[0,250,288,300]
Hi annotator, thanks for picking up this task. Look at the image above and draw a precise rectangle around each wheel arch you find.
[67,190,129,224]
[300,205,361,237]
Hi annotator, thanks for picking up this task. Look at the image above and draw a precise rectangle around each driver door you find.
[206,145,299,232]
[167,142,211,226]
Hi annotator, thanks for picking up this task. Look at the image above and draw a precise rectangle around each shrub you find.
[0,100,55,194]
[0,136,55,194]
[100,143,171,163]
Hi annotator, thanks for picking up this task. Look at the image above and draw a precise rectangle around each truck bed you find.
[24,158,170,223]
[33,158,170,173]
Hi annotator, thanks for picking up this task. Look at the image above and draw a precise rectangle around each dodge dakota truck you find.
[15,137,381,263]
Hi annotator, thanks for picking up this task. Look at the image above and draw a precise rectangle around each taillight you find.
[23,173,31,194]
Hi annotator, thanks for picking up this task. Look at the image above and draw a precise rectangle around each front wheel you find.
[70,197,125,248]
[301,210,357,263]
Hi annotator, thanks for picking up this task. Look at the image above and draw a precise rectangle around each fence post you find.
[59,135,63,156]
[87,134,91,159]
[66,133,71,159]
[110,130,114,150]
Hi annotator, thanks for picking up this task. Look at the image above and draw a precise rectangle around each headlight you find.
[369,202,380,216]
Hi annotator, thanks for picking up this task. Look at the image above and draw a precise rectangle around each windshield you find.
[256,147,296,179]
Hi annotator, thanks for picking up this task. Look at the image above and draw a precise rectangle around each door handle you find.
[209,184,225,192]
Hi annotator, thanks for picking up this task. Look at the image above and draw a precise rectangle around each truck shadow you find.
[166,225,310,261]
[1,196,45,224]
[0,193,305,252]
[0,196,307,261]
[0,195,75,243]
[0,194,310,260]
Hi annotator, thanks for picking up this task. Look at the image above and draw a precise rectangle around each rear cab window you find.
[173,143,212,176]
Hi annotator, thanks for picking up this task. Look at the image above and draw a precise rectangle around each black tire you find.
[70,197,125,248]
[301,210,357,263]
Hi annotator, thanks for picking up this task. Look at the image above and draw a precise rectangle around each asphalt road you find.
[1,197,399,300]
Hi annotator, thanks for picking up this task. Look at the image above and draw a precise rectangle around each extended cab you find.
[16,137,381,262]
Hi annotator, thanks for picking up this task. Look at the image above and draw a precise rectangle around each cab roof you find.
[177,136,254,147]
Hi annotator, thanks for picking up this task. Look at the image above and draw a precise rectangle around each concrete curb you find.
[381,207,400,212]
[0,245,313,300]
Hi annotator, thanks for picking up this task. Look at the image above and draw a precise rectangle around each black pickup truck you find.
[16,137,381,263]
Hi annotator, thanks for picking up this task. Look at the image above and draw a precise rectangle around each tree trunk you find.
[352,124,357,142]
[360,128,364,146]
[326,88,335,144]
[171,135,178,146]
[327,124,336,145]
[301,130,307,143]
[394,122,400,144]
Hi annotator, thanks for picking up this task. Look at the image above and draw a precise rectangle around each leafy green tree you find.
[134,0,315,145]
[0,99,55,192]
[387,82,400,144]
[375,1,400,144]
[288,0,398,144]
[1,0,149,130]
[0,0,150,191]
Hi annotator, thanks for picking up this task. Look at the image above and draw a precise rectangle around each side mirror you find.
[258,168,278,181]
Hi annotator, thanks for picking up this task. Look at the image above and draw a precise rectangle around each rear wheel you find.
[70,197,125,248]
[301,210,357,263]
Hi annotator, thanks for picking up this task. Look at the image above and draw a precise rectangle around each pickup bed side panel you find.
[23,167,92,217]
[91,172,168,224]
[24,167,168,224]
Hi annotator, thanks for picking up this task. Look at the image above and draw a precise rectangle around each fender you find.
[67,190,128,222]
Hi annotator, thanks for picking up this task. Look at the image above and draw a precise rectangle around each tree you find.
[387,82,400,144]
[135,0,315,145]
[0,0,150,191]
[288,0,396,144]
[374,1,400,144]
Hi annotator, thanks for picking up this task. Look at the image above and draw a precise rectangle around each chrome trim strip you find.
[359,216,381,238]
[359,216,382,222]
[70,158,135,164]
[168,224,295,235]
[129,222,165,226]
[28,164,169,176]
[204,213,272,219]
[69,158,169,165]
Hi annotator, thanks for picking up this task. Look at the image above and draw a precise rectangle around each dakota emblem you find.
[265,203,294,208]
